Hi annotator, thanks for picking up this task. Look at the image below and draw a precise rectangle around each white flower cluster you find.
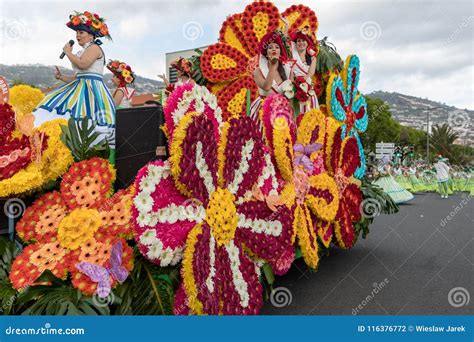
[196,142,216,195]
[139,228,183,266]
[134,163,170,215]
[225,241,249,308]
[172,84,224,132]
[237,214,282,237]
[228,139,254,195]
[205,235,217,293]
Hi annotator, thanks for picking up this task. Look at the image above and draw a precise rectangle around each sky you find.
[0,0,473,109]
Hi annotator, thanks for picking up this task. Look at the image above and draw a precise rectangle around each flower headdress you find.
[171,57,193,78]
[258,30,291,63]
[290,26,317,52]
[67,11,111,40]
[107,60,136,85]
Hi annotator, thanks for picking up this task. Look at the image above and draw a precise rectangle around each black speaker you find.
[115,105,168,189]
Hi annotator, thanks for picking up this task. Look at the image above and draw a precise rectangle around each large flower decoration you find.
[200,2,318,120]
[0,103,73,197]
[316,118,363,249]
[262,95,340,269]
[326,54,368,179]
[163,83,223,142]
[9,158,134,296]
[132,90,294,314]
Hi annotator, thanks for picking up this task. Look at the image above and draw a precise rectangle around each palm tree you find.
[430,123,460,160]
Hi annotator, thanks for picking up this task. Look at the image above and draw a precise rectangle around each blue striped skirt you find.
[34,72,116,128]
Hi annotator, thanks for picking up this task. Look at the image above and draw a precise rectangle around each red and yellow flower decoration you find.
[262,95,340,269]
[0,103,73,197]
[9,158,134,295]
[200,1,318,120]
[317,122,363,249]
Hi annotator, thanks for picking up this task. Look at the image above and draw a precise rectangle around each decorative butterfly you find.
[75,242,129,298]
[251,184,284,212]
[293,143,322,173]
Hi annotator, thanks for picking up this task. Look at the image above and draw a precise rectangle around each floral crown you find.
[67,11,111,40]
[258,30,292,62]
[171,57,193,77]
[107,60,136,85]
[290,26,316,50]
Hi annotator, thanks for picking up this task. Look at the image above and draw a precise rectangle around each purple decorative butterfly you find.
[294,143,322,173]
[75,242,129,298]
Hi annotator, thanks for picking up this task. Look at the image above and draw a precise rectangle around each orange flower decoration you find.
[10,158,134,295]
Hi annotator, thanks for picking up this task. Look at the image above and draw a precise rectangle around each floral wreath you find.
[107,60,136,85]
[67,10,111,40]
[10,158,134,297]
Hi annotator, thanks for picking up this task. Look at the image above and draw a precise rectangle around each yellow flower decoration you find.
[58,208,101,250]
[8,85,45,118]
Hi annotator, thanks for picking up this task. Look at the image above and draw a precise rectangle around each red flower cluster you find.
[281,4,319,34]
[200,44,248,83]
[294,76,311,103]
[216,76,258,120]
[241,1,280,56]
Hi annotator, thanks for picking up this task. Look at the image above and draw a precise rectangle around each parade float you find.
[0,1,398,315]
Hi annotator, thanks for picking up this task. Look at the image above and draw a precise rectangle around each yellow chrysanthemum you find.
[58,208,101,250]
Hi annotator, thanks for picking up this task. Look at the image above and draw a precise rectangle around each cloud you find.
[0,0,472,109]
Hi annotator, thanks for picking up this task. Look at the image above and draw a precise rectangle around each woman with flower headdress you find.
[33,11,116,163]
[158,57,195,94]
[373,156,414,204]
[250,31,293,130]
[107,60,136,109]
[290,27,319,112]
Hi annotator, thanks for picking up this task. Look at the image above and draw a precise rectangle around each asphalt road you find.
[261,192,473,315]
